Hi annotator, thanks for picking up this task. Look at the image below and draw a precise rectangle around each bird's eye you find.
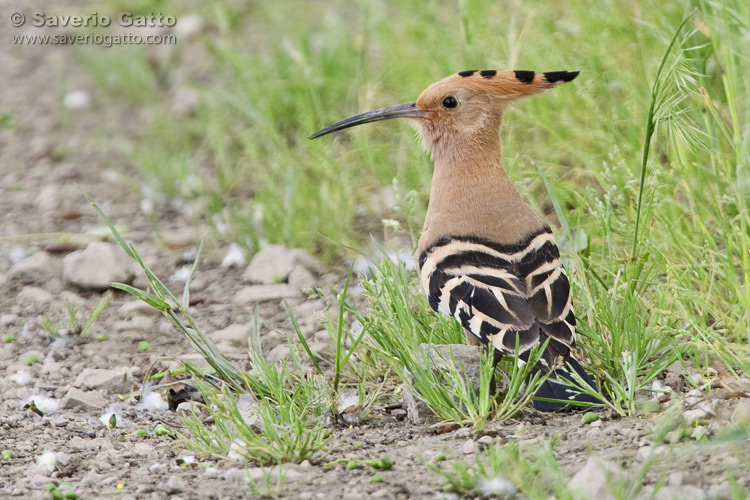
[442,96,458,109]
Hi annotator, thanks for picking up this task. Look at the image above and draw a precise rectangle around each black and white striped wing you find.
[418,229,576,360]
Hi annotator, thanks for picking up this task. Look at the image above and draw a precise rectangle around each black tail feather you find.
[530,357,603,412]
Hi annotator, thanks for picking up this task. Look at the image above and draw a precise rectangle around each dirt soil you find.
[2,2,750,500]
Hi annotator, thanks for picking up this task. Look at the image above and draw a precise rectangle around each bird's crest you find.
[420,69,579,102]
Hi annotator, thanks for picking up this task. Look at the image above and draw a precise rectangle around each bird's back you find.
[418,223,576,370]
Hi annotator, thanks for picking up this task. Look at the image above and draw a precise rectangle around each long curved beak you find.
[309,101,424,140]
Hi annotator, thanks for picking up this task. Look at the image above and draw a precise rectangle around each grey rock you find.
[0,313,17,325]
[730,398,750,425]
[210,323,251,348]
[119,300,158,316]
[9,252,61,284]
[61,387,107,410]
[477,474,517,496]
[477,435,493,446]
[462,439,476,454]
[266,344,290,363]
[708,480,733,500]
[683,402,713,424]
[166,475,186,495]
[18,286,54,304]
[243,245,323,284]
[74,368,130,394]
[54,452,71,466]
[391,408,407,421]
[652,485,706,500]
[307,341,334,362]
[220,243,246,269]
[233,284,301,303]
[169,353,211,372]
[288,264,317,290]
[586,427,603,438]
[63,242,135,291]
[569,457,624,500]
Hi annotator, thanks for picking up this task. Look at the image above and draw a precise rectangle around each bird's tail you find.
[530,357,602,412]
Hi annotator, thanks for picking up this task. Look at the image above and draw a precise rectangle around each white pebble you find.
[169,266,192,283]
[138,391,168,411]
[221,243,246,268]
[9,245,26,264]
[63,90,91,110]
[9,370,32,385]
[36,451,57,473]
[24,395,60,415]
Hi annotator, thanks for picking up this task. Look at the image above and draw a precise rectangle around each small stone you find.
[173,14,203,38]
[288,264,317,289]
[171,87,200,116]
[0,313,17,326]
[223,468,248,484]
[391,409,407,421]
[17,286,54,304]
[74,368,130,394]
[220,243,246,269]
[61,387,107,411]
[371,488,395,500]
[569,457,623,500]
[668,472,684,486]
[730,399,750,425]
[653,485,705,500]
[585,427,602,438]
[477,435,493,446]
[63,90,91,110]
[266,345,290,363]
[683,405,712,424]
[166,475,185,495]
[462,439,476,454]
[119,300,157,316]
[636,445,653,462]
[149,463,167,474]
[233,284,301,303]
[210,323,251,348]
[8,244,26,264]
[243,245,323,284]
[9,252,61,284]
[708,480,732,500]
[477,474,517,496]
[62,242,135,291]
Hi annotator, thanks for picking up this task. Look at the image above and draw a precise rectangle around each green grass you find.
[76,0,750,489]
[35,296,111,338]
[81,0,750,365]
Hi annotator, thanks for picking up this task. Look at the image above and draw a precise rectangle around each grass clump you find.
[355,252,554,427]
[35,296,111,338]
[82,190,334,466]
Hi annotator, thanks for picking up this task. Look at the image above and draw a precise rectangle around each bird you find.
[310,69,600,411]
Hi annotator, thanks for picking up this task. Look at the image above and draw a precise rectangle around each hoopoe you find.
[310,69,600,411]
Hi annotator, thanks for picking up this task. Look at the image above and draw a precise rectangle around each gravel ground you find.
[2,2,750,499]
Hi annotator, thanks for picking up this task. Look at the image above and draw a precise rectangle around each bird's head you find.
[310,69,578,159]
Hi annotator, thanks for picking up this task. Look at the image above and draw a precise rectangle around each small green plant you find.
[354,251,555,427]
[35,296,111,338]
[81,190,333,467]
[248,463,286,497]
[426,439,570,498]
